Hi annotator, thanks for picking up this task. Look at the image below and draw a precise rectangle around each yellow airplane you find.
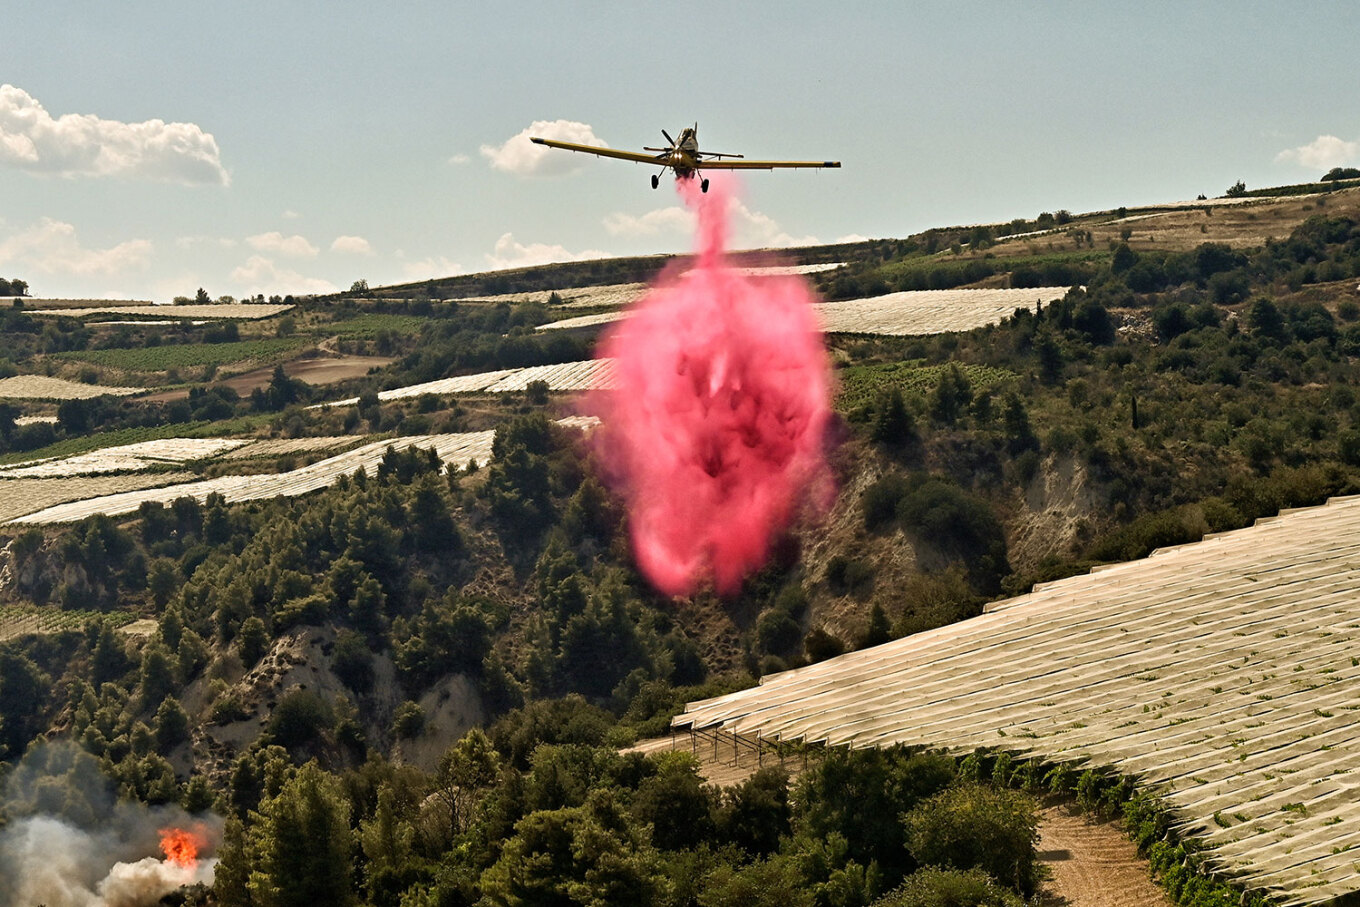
[530,124,840,193]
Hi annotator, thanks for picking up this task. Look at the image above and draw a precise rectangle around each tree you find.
[248,762,356,907]
[1225,179,1247,197]
[350,279,370,295]
[1321,167,1360,182]
[195,287,211,304]
[903,784,1040,897]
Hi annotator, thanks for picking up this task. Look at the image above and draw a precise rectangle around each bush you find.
[392,700,425,739]
[873,867,1025,907]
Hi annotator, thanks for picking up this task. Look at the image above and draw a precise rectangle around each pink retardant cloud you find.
[587,174,834,596]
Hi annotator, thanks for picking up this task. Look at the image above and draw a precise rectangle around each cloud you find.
[330,235,372,255]
[603,198,819,248]
[281,209,301,219]
[730,200,820,248]
[485,233,609,270]
[400,256,465,281]
[245,231,318,258]
[481,119,607,176]
[1275,134,1360,171]
[0,218,153,276]
[229,255,337,296]
[174,235,236,250]
[448,153,470,165]
[0,84,229,185]
[603,206,693,237]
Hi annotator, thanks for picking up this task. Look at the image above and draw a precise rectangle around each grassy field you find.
[836,360,1017,412]
[53,337,309,372]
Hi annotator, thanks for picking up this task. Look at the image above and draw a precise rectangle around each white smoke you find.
[0,743,221,907]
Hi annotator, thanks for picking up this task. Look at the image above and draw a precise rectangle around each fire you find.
[158,826,203,868]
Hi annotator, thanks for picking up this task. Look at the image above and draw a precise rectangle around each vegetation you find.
[4,188,1360,905]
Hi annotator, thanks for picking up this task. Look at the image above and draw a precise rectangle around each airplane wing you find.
[530,137,663,165]
[699,159,841,170]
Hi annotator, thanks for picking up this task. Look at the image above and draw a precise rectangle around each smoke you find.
[0,743,220,907]
[587,173,835,596]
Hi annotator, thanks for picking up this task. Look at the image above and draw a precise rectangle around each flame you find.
[158,826,203,869]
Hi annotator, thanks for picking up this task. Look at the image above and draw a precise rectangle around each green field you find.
[327,313,426,336]
[0,604,136,641]
[836,361,1017,412]
[54,337,309,372]
[0,413,275,466]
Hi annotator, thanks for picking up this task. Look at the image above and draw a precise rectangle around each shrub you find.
[874,867,1025,907]
[903,784,1040,897]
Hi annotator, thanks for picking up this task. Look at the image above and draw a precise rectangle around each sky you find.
[2,1,1358,301]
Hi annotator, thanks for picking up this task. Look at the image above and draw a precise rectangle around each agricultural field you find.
[815,287,1070,335]
[677,495,1360,906]
[52,336,309,372]
[0,437,247,478]
[6,431,499,524]
[835,361,1018,413]
[319,359,615,407]
[0,605,136,642]
[0,375,143,400]
[216,435,364,460]
[0,472,196,524]
[327,313,426,336]
[537,287,1071,336]
[27,303,293,320]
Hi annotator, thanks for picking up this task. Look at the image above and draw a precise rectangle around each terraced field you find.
[538,286,1071,335]
[676,496,1360,905]
[6,432,497,524]
[27,303,293,320]
[0,438,246,478]
[0,375,143,400]
[53,337,308,372]
[0,472,196,524]
[320,359,616,408]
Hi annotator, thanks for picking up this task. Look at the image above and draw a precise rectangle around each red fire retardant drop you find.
[590,174,834,596]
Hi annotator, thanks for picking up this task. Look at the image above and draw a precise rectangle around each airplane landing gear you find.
[701,178,710,193]
[651,174,660,189]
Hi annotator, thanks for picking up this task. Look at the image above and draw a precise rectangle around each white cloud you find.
[603,206,693,237]
[0,84,229,185]
[730,200,820,248]
[174,235,236,250]
[230,255,337,296]
[0,218,152,276]
[603,196,820,248]
[281,209,301,219]
[400,256,465,281]
[245,231,318,258]
[485,232,609,270]
[480,119,607,176]
[331,235,372,255]
[448,153,470,165]
[1275,134,1360,171]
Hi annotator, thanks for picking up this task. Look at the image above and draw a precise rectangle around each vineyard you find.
[835,361,1019,413]
[0,375,142,400]
[0,605,137,642]
[677,495,1360,906]
[53,337,309,372]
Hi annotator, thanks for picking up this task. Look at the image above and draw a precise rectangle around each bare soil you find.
[1036,802,1171,907]
[219,353,395,394]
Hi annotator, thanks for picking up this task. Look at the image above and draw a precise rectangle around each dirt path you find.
[1036,803,1170,907]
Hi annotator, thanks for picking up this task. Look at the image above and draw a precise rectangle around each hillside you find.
[1,180,1359,906]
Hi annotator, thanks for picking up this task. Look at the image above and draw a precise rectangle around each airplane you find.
[529,124,840,193]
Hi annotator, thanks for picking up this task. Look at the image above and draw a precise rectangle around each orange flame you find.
[159,827,203,869]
